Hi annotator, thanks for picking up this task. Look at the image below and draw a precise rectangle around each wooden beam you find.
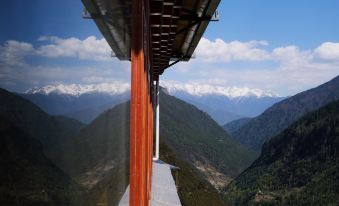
[130,0,153,205]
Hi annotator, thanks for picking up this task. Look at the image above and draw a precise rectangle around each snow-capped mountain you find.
[160,81,285,125]
[160,81,279,99]
[22,83,130,123]
[22,82,285,125]
[25,82,279,99]
[25,83,130,97]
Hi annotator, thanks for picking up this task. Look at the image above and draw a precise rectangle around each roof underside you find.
[82,0,220,78]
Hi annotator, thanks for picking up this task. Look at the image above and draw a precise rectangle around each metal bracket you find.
[164,55,185,70]
[82,8,92,19]
[176,10,219,35]
[111,51,117,58]
[82,9,104,19]
[211,10,220,21]
[170,165,180,189]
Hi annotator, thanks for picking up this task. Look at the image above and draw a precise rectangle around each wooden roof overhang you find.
[81,0,220,79]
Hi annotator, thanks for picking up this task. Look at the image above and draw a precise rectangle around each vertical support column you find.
[130,16,144,205]
[130,0,152,206]
[145,0,153,204]
[153,79,160,160]
[141,59,147,206]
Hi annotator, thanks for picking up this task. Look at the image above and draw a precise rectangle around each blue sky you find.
[205,0,339,48]
[1,0,339,95]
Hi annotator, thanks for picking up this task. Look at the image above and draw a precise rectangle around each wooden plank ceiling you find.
[150,0,183,77]
[82,0,220,79]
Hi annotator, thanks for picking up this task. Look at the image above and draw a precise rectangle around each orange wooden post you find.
[141,51,147,206]
[149,93,153,201]
[130,0,153,205]
[130,44,144,205]
[130,0,144,204]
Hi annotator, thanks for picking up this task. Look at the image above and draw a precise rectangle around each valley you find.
[1,75,339,206]
[1,86,254,205]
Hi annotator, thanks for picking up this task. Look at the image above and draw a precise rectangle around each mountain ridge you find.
[24,82,279,99]
[22,82,284,125]
[158,88,257,183]
[25,83,130,97]
[161,81,280,98]
[232,75,339,151]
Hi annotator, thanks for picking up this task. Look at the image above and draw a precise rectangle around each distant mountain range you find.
[231,75,339,151]
[25,83,130,96]
[21,82,284,125]
[21,84,130,123]
[160,81,278,98]
[1,86,256,205]
[224,100,339,205]
[160,81,285,124]
[2,75,339,205]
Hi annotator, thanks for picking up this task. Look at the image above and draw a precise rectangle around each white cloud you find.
[195,38,270,62]
[82,76,105,83]
[195,38,330,66]
[1,36,339,96]
[36,36,112,61]
[0,40,34,66]
[164,38,339,96]
[314,42,339,60]
[271,45,312,66]
[0,36,112,65]
[0,36,129,92]
[165,61,339,96]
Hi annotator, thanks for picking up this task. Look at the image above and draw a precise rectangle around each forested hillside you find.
[224,100,339,205]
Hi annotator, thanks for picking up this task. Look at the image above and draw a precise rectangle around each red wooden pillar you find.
[130,0,153,205]
[141,48,148,206]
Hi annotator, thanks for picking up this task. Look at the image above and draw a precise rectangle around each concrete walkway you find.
[118,160,182,206]
[151,160,181,206]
